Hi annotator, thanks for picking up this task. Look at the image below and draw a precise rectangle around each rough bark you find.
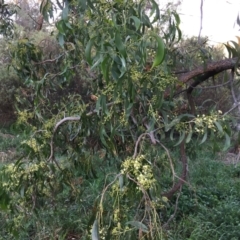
[178,57,238,84]
[177,58,239,117]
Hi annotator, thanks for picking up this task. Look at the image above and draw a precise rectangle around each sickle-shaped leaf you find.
[85,37,96,65]
[186,125,193,143]
[119,174,124,190]
[91,219,100,240]
[200,128,208,145]
[150,33,165,69]
[149,0,160,23]
[223,133,231,151]
[126,221,148,233]
[174,131,185,146]
[173,12,181,26]
[214,121,223,133]
[170,128,175,141]
[130,16,141,31]
[62,0,69,20]
[115,32,127,58]
[101,56,110,83]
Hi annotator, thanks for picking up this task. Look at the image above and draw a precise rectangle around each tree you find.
[0,0,240,238]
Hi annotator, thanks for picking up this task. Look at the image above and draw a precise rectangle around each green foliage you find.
[0,0,235,239]
[0,1,18,38]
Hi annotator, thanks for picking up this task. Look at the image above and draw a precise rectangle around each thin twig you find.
[223,102,240,116]
[156,140,176,185]
[33,53,65,65]
[48,117,80,162]
[191,79,231,90]
[162,187,182,230]
[133,133,148,159]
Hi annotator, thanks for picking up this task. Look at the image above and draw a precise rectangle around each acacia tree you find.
[0,0,240,238]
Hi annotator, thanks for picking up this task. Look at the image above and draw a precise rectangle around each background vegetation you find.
[0,0,240,239]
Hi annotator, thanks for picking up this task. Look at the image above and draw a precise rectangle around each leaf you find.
[91,54,103,70]
[142,13,152,28]
[224,43,238,58]
[170,128,175,141]
[99,126,108,148]
[0,187,11,210]
[87,0,96,10]
[115,32,127,58]
[149,0,160,23]
[56,20,66,35]
[186,129,193,143]
[118,174,124,190]
[130,16,141,31]
[173,12,181,26]
[223,133,231,151]
[91,219,100,240]
[85,37,96,66]
[176,26,182,42]
[126,221,149,233]
[57,33,65,47]
[95,95,101,115]
[119,56,127,78]
[20,185,25,198]
[62,0,69,20]
[150,33,165,69]
[200,128,208,145]
[165,118,180,131]
[174,131,185,146]
[101,56,110,83]
[214,121,223,133]
[40,0,53,21]
[165,114,194,131]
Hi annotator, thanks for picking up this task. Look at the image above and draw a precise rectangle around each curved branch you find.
[178,57,238,84]
[162,140,188,199]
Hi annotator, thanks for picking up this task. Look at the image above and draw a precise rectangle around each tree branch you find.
[178,57,239,84]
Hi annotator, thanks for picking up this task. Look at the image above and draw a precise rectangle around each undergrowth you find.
[167,144,240,240]
[1,130,240,239]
